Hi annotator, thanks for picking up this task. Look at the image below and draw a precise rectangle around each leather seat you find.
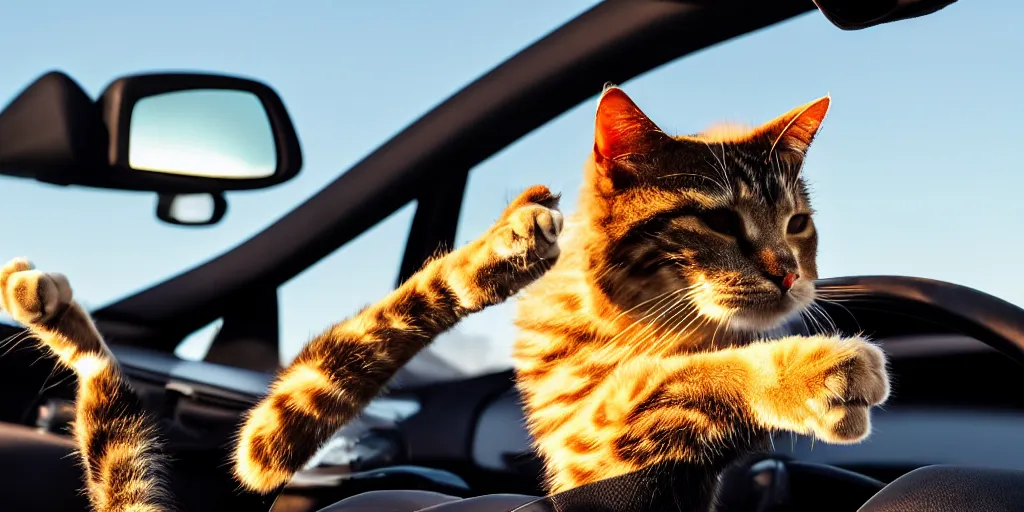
[316,490,540,511]
[316,454,889,512]
[0,422,91,511]
[316,457,721,512]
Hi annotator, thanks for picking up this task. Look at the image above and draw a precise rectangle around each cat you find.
[0,185,564,511]
[0,86,892,512]
[511,86,890,505]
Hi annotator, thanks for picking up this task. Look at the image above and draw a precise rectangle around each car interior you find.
[7,0,1024,511]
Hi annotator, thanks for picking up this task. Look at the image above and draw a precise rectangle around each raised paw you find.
[0,258,73,327]
[491,185,564,262]
[812,339,890,443]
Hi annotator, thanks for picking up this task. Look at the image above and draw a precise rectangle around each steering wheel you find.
[315,275,1024,512]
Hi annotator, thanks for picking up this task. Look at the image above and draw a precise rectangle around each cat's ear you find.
[760,95,831,159]
[592,86,670,191]
[593,86,670,162]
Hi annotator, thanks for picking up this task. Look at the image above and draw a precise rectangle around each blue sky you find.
[1,1,1021,373]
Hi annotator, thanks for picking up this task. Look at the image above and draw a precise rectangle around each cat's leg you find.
[538,335,888,493]
[740,334,890,443]
[0,258,170,512]
[233,185,563,493]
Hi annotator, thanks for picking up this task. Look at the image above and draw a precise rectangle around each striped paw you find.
[811,338,890,443]
[492,184,564,263]
[0,258,73,327]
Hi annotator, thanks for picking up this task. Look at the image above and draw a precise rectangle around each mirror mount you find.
[156,192,228,227]
[0,71,108,186]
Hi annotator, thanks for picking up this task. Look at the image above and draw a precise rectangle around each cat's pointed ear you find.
[593,86,669,163]
[760,95,831,158]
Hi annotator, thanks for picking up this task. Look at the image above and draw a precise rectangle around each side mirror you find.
[156,192,228,227]
[0,71,302,195]
[812,0,958,30]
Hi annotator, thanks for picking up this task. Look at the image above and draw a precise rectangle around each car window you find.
[433,0,1024,378]
[174,202,416,363]
[277,202,417,363]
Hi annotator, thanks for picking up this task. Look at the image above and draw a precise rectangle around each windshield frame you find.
[89,0,817,371]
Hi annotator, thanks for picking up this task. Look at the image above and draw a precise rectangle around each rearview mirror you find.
[0,70,302,194]
[129,89,277,180]
[102,72,302,193]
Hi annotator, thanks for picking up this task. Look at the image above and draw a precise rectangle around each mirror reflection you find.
[128,89,277,179]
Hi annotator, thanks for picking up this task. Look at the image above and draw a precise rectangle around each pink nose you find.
[781,273,799,292]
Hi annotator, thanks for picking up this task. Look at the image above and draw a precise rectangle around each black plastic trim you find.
[203,286,281,373]
[398,171,469,284]
[0,71,107,184]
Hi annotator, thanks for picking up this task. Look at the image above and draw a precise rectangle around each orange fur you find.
[513,87,888,504]
[0,86,886,511]
[0,259,170,512]
[232,185,564,493]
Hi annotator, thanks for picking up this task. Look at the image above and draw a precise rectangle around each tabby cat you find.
[512,86,890,502]
[0,86,892,512]
[0,185,563,511]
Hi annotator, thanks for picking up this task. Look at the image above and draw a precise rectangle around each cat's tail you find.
[231,185,563,493]
[0,258,172,512]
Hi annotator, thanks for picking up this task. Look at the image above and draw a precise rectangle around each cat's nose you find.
[755,248,799,292]
[765,272,799,293]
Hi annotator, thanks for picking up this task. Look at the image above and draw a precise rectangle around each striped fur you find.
[513,87,891,504]
[232,185,563,493]
[0,258,170,512]
[0,185,564,509]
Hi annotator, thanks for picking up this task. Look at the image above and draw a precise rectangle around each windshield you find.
[3,1,1021,384]
[0,1,600,363]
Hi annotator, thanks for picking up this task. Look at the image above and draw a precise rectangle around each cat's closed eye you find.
[698,208,744,237]
[786,213,811,235]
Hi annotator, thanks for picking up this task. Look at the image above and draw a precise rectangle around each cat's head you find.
[581,86,829,334]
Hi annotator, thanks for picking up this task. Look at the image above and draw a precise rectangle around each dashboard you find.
[2,273,1024,490]
[108,328,1024,485]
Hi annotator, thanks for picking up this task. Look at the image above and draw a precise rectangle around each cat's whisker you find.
[651,305,703,352]
[809,302,839,335]
[800,307,827,336]
[663,303,702,338]
[699,143,731,194]
[608,289,680,326]
[662,304,713,350]
[659,172,727,193]
[38,371,75,396]
[625,294,693,346]
[797,309,814,336]
[604,290,686,345]
[802,302,830,335]
[0,330,33,356]
[813,297,862,332]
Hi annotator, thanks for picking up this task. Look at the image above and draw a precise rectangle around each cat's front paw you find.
[0,258,73,327]
[811,339,890,443]
[491,185,563,262]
